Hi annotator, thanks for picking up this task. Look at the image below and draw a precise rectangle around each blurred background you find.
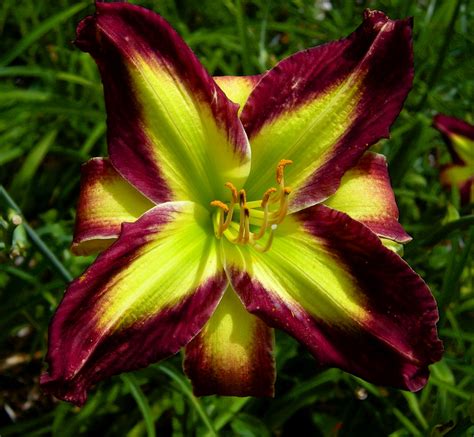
[0,0,472,435]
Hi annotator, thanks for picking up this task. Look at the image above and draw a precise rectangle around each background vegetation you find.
[0,0,472,435]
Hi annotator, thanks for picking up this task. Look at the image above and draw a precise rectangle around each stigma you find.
[211,159,292,253]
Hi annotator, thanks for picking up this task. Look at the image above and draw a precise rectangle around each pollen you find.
[210,200,229,213]
[210,159,293,252]
[276,159,293,185]
[224,182,238,203]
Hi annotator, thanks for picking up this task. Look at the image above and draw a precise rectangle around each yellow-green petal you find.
[72,157,154,255]
[75,2,251,206]
[184,286,275,397]
[224,205,442,391]
[214,75,262,112]
[41,201,227,406]
[240,11,413,212]
[323,152,411,243]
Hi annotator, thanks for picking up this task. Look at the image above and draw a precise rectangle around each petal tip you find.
[433,113,474,141]
[40,372,88,407]
[363,9,389,28]
[74,14,98,54]
[402,366,429,392]
[363,9,413,30]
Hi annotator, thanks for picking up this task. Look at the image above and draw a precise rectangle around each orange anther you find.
[261,187,277,207]
[224,182,238,203]
[216,162,293,249]
[276,159,293,184]
[210,200,229,213]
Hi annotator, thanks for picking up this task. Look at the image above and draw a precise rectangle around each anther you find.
[261,187,277,208]
[212,160,292,250]
[210,200,229,213]
[225,182,238,203]
[276,159,293,185]
[239,189,247,207]
[210,200,230,237]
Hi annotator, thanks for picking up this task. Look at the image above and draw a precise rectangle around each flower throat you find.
[211,159,292,253]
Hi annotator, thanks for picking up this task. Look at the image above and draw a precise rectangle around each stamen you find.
[239,189,247,207]
[253,188,276,241]
[211,160,292,251]
[276,159,293,185]
[274,187,291,224]
[210,200,229,237]
[210,200,229,213]
[222,182,238,231]
[225,182,238,204]
[261,187,277,208]
[251,224,277,253]
[234,206,247,243]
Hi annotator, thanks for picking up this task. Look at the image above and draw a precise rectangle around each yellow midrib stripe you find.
[100,21,216,200]
[250,21,392,196]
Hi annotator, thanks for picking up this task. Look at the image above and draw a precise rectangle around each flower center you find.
[210,159,292,253]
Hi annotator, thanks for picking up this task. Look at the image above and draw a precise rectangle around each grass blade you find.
[234,0,252,74]
[0,66,98,87]
[416,0,462,109]
[121,374,156,437]
[407,215,474,248]
[10,129,58,192]
[0,185,72,282]
[0,2,89,67]
[157,364,217,437]
[401,392,428,430]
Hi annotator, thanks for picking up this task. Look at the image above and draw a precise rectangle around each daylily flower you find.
[40,3,442,406]
[433,114,474,205]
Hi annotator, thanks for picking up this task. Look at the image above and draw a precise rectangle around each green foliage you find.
[0,0,472,435]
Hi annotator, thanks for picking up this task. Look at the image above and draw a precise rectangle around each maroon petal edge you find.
[75,2,249,204]
[183,289,275,397]
[324,152,411,243]
[41,204,227,406]
[229,205,443,391]
[241,10,414,209]
[433,114,474,164]
[440,163,474,206]
[72,157,154,255]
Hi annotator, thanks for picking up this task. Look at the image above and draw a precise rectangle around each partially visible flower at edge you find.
[40,3,443,406]
[433,114,474,206]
